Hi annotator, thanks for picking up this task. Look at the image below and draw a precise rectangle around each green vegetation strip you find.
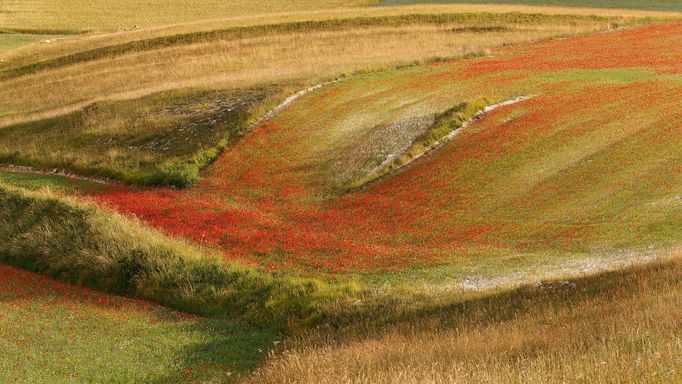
[0,184,358,328]
[0,170,109,192]
[380,0,682,12]
[0,28,86,35]
[0,12,631,80]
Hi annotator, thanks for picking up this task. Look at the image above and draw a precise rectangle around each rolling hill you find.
[1,1,682,383]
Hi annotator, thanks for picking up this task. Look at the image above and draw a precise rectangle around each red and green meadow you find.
[95,22,682,274]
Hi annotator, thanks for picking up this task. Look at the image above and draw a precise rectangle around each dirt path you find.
[0,164,121,186]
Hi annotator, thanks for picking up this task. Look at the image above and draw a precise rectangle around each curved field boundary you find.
[251,80,342,129]
[0,164,121,186]
[0,80,338,186]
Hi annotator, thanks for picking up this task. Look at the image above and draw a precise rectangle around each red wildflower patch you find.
[93,22,682,273]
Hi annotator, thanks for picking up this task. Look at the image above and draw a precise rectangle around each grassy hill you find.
[0,11,641,186]
[2,1,682,383]
[90,22,682,275]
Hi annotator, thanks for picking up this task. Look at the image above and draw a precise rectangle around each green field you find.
[0,33,60,52]
[0,264,277,383]
[0,170,108,192]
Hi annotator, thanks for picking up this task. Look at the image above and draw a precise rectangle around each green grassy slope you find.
[381,0,682,12]
[0,87,276,186]
[0,263,277,383]
[0,184,357,327]
[83,21,682,276]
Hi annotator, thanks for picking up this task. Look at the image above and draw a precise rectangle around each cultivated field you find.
[0,264,276,382]
[92,22,682,275]
[2,1,682,383]
[0,0,373,31]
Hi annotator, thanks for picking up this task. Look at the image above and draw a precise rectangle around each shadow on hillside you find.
[149,320,278,384]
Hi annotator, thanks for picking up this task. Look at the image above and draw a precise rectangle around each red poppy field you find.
[93,22,682,274]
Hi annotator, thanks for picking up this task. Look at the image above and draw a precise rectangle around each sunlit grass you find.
[247,256,682,383]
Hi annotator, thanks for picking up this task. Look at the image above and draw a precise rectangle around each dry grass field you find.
[0,12,638,125]
[248,255,682,384]
[0,0,374,32]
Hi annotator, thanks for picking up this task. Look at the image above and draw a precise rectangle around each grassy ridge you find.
[0,87,281,187]
[0,184,357,327]
[349,97,493,190]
